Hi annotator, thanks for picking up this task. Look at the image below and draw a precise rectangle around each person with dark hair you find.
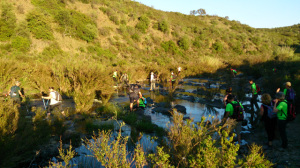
[223,94,244,144]
[260,93,277,149]
[42,87,63,117]
[273,92,288,149]
[129,84,142,112]
[223,87,233,107]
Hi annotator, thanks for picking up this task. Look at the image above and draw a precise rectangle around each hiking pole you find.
[42,98,47,110]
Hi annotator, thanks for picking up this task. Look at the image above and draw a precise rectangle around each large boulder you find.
[146,97,154,104]
[152,107,172,116]
[173,105,187,114]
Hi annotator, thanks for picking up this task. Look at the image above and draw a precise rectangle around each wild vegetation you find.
[0,0,299,167]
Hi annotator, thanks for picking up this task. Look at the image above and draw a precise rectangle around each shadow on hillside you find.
[199,59,300,109]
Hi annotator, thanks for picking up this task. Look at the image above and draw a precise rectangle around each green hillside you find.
[1,0,300,167]
[0,0,299,112]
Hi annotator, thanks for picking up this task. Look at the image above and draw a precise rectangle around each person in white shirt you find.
[178,66,182,75]
[42,87,63,116]
[150,72,156,91]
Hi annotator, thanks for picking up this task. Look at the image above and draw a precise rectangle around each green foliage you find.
[212,41,223,52]
[11,36,31,52]
[131,33,140,42]
[238,145,273,167]
[26,10,54,40]
[135,15,150,33]
[149,147,174,168]
[0,3,16,41]
[178,36,190,51]
[0,100,19,137]
[54,9,97,42]
[49,140,76,168]
[161,40,179,54]
[157,20,169,33]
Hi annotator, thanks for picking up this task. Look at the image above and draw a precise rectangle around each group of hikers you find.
[223,79,296,149]
[5,66,296,149]
[6,81,63,117]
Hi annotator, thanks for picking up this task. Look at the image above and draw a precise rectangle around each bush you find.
[131,33,140,42]
[161,40,179,55]
[109,15,120,25]
[212,41,223,52]
[98,27,111,36]
[135,15,150,33]
[11,36,31,52]
[26,10,54,40]
[0,3,16,41]
[157,20,169,33]
[177,36,190,51]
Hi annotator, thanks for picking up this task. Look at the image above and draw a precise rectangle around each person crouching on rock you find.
[129,84,142,112]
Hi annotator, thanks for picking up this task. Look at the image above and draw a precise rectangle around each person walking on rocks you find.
[260,93,277,149]
[113,70,118,86]
[249,79,259,124]
[9,81,25,106]
[273,92,288,149]
[42,87,63,117]
[223,94,244,144]
[150,72,156,91]
[276,81,296,104]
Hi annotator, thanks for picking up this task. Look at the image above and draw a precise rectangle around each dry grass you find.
[11,0,35,23]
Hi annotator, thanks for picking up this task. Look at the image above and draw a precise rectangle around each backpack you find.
[286,88,296,101]
[255,84,261,95]
[143,97,147,105]
[262,103,276,119]
[54,91,63,101]
[229,102,244,121]
[10,86,19,97]
[282,101,296,121]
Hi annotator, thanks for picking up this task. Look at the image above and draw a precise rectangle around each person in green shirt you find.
[273,92,288,148]
[249,79,259,124]
[223,94,243,144]
[139,94,146,109]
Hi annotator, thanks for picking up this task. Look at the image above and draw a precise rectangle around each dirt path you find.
[243,114,300,167]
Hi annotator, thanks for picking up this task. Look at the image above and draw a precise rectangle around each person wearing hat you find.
[276,81,296,103]
[273,92,288,148]
[150,72,156,91]
[9,81,25,105]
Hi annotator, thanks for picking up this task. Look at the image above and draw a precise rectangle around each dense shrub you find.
[135,15,150,33]
[0,3,16,41]
[26,10,54,40]
[157,20,169,33]
[54,9,97,42]
[161,40,179,54]
[212,41,223,52]
[131,33,140,42]
[177,36,190,51]
[11,36,31,52]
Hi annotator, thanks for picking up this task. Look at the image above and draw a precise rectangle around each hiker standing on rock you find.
[170,72,176,89]
[231,69,237,77]
[121,72,129,86]
[113,70,118,86]
[150,72,156,91]
[249,79,259,124]
[42,87,63,117]
[177,66,182,76]
[8,81,25,106]
[223,94,244,144]
[273,92,288,149]
[260,93,277,149]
